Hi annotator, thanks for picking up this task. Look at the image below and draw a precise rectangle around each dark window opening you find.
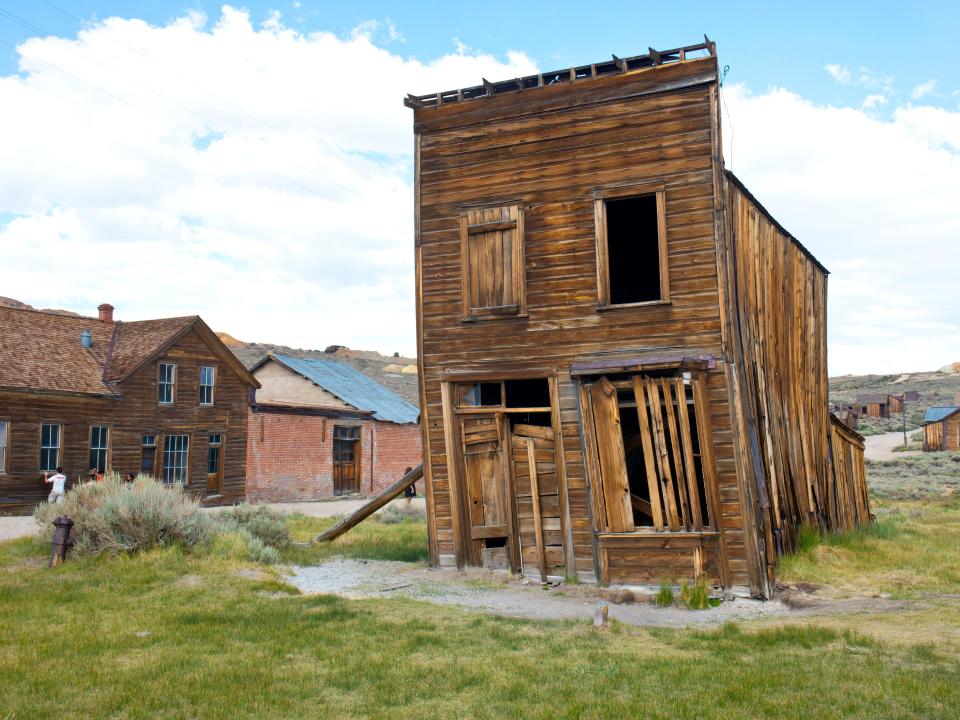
[458,382,503,407]
[484,537,507,548]
[504,378,550,408]
[508,411,552,430]
[605,194,661,305]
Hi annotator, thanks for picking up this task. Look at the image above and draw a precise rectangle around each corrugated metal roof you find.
[923,407,960,424]
[272,354,419,424]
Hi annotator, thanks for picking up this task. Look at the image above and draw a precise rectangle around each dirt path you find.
[0,516,41,542]
[864,431,921,461]
[287,558,910,629]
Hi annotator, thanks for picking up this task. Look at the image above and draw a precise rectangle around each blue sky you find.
[2,1,956,111]
[0,2,957,374]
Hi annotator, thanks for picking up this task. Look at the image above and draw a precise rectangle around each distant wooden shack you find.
[922,407,960,452]
[406,40,869,598]
[855,394,903,419]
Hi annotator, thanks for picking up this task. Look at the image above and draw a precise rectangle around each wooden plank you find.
[673,378,703,528]
[631,376,665,529]
[589,377,634,532]
[526,438,547,582]
[661,378,691,529]
[645,379,680,530]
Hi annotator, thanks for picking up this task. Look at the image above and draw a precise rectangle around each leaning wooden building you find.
[407,40,869,598]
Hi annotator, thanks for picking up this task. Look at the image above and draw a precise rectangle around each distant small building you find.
[903,390,920,403]
[246,354,421,502]
[831,405,859,430]
[855,394,902,419]
[922,407,960,452]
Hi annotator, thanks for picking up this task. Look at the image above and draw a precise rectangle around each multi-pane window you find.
[89,426,110,473]
[158,363,176,404]
[207,434,222,474]
[0,420,8,473]
[459,204,526,320]
[199,366,215,406]
[162,434,189,484]
[141,435,156,476]
[40,423,61,472]
[594,189,669,307]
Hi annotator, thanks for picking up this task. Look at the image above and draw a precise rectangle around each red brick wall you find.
[246,408,422,503]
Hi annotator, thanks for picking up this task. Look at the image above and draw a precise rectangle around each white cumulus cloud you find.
[721,84,960,374]
[0,6,536,356]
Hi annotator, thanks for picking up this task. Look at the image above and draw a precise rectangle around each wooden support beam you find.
[526,438,548,582]
[612,54,627,72]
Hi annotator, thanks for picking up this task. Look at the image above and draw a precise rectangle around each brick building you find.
[246,354,421,502]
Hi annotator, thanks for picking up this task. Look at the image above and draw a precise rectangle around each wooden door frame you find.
[332,424,362,495]
[206,432,225,495]
[441,372,567,573]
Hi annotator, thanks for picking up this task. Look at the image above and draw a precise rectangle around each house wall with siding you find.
[0,328,251,510]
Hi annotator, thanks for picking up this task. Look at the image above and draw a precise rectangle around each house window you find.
[162,435,189,484]
[199,366,215,406]
[141,435,156,476]
[89,426,110,473]
[0,421,8,473]
[158,363,176,404]
[40,423,61,472]
[594,189,668,307]
[207,434,222,475]
[585,373,712,533]
[460,204,526,320]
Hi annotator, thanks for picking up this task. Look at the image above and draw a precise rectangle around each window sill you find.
[461,312,529,324]
[598,529,718,539]
[596,300,671,311]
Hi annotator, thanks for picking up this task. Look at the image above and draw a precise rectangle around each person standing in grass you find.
[44,467,67,504]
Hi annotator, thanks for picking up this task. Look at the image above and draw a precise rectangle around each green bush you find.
[215,503,290,549]
[33,473,212,555]
[680,576,711,610]
[654,584,674,607]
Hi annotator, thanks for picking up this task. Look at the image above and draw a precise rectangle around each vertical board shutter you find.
[460,205,525,319]
[589,377,634,532]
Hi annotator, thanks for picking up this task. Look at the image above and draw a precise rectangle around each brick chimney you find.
[98,303,114,322]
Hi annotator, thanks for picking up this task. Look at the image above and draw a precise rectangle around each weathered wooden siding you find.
[720,174,866,596]
[0,328,250,510]
[415,57,752,587]
[923,415,960,451]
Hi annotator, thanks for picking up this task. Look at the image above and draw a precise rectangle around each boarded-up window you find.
[586,374,713,533]
[460,205,526,319]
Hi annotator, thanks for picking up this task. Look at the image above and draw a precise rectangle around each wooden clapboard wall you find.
[413,55,753,587]
[718,173,869,595]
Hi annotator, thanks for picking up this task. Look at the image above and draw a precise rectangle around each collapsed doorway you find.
[452,378,565,579]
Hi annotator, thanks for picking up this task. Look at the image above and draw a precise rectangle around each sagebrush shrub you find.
[214,503,290,549]
[33,473,212,555]
[376,503,427,525]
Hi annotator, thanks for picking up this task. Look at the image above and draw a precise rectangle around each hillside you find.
[830,367,960,435]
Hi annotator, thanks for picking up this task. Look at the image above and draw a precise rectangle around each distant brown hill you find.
[0,296,81,316]
[229,341,419,407]
[830,366,960,435]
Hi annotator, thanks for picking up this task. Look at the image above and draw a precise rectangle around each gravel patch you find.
[287,558,897,628]
[0,516,40,542]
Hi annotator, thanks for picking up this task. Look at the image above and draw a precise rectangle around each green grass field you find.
[2,501,960,719]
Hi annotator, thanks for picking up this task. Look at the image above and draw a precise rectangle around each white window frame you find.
[158,362,176,405]
[0,420,9,473]
[199,366,216,406]
[89,425,110,473]
[40,422,61,472]
[162,434,190,485]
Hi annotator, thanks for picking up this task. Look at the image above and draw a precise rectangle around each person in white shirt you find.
[44,467,67,504]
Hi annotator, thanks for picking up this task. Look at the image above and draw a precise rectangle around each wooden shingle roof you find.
[0,306,257,396]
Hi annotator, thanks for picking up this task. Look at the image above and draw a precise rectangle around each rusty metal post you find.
[49,516,74,568]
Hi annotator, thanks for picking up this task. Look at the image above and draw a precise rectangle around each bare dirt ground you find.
[287,558,913,629]
[864,431,921,461]
[0,497,425,542]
